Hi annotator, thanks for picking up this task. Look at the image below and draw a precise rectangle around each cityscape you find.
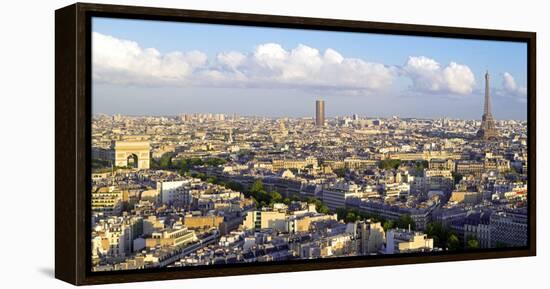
[90,71,528,271]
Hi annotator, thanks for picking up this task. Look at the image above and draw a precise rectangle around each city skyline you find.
[92,95,524,122]
[91,108,528,271]
[92,17,528,120]
[92,111,526,122]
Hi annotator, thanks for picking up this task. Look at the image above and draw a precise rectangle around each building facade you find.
[315,100,325,127]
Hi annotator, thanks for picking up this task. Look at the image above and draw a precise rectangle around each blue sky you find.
[92,17,528,120]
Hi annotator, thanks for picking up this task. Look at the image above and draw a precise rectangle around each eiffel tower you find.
[477,71,498,140]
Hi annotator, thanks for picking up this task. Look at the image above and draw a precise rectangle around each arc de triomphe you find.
[114,140,150,169]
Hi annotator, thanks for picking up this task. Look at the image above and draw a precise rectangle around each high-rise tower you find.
[227,128,233,144]
[315,100,325,127]
[477,71,498,140]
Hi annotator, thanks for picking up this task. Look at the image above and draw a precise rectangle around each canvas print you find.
[90,17,529,272]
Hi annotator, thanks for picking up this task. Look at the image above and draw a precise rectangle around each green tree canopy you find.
[379,159,401,170]
[226,181,244,192]
[250,180,264,193]
[317,204,330,214]
[452,172,463,185]
[414,160,428,176]
[204,157,227,167]
[345,212,357,223]
[383,220,395,231]
[466,237,480,249]
[206,176,217,184]
[396,214,416,230]
[269,191,283,204]
[447,233,461,251]
[158,152,173,168]
[333,168,347,178]
[426,222,462,250]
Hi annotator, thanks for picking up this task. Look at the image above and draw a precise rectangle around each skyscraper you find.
[477,71,498,140]
[315,100,325,127]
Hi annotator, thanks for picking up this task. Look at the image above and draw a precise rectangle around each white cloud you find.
[92,32,394,92]
[92,32,207,86]
[217,51,246,70]
[324,48,344,64]
[502,72,527,98]
[403,56,475,95]
[93,32,482,98]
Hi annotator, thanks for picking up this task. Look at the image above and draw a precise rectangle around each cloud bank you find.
[402,56,475,95]
[92,32,484,97]
[93,32,395,92]
[92,32,208,86]
[502,72,527,97]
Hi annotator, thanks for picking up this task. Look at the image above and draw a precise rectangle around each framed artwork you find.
[55,2,536,285]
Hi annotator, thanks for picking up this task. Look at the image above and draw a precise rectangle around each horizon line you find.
[92,113,527,122]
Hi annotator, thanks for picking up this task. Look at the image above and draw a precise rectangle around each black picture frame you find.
[55,2,536,285]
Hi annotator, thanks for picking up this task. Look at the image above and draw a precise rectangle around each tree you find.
[366,213,383,223]
[191,172,207,181]
[206,176,217,184]
[178,159,190,173]
[189,158,204,166]
[226,181,244,192]
[269,191,283,204]
[414,160,428,176]
[158,152,173,168]
[336,208,348,220]
[255,190,270,204]
[379,159,401,170]
[333,168,347,178]
[317,204,330,214]
[303,198,329,214]
[416,160,428,169]
[495,241,509,248]
[426,222,445,246]
[383,220,395,231]
[426,222,463,250]
[250,180,264,193]
[452,172,463,185]
[237,149,253,158]
[466,237,480,250]
[345,212,357,223]
[447,233,461,251]
[205,157,227,167]
[396,214,415,230]
[91,159,111,169]
[290,196,300,202]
